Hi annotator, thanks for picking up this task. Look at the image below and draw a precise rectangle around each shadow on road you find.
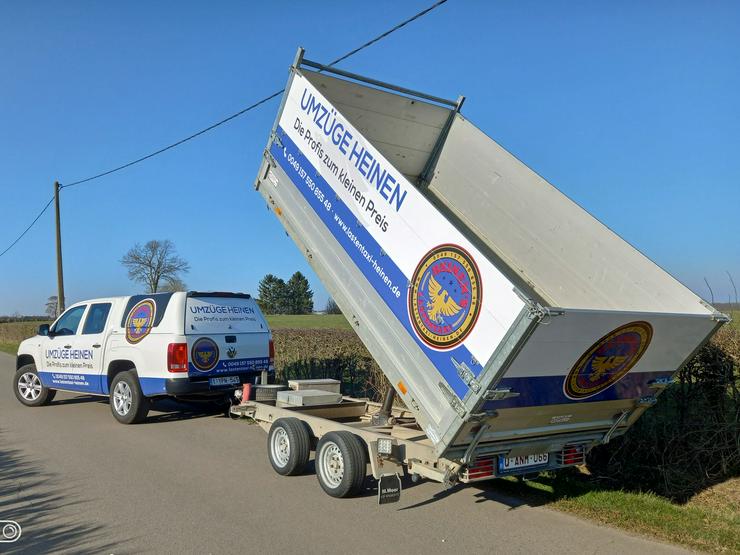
[43,394,226,424]
[0,428,134,553]
[400,478,544,511]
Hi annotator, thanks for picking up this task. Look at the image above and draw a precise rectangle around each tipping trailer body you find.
[253,51,727,475]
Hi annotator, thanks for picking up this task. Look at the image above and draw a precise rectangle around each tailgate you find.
[462,309,719,445]
[185,294,271,378]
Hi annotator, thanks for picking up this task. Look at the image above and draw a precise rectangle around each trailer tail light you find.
[556,444,585,466]
[460,455,496,482]
[167,343,188,373]
[268,338,275,369]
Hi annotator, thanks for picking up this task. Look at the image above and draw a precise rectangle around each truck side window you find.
[51,305,87,336]
[82,303,112,335]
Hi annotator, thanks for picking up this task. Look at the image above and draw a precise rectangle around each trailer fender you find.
[367,440,404,480]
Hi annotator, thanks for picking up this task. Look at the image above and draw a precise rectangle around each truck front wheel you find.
[13,364,56,407]
[267,418,311,476]
[110,370,149,424]
[315,431,367,498]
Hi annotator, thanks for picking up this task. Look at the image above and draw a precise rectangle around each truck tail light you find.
[167,343,188,373]
[268,338,275,369]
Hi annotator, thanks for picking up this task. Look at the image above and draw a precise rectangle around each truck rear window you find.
[185,296,267,334]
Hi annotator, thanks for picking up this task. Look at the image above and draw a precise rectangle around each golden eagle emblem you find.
[588,355,627,382]
[426,274,463,324]
[132,317,148,333]
[197,351,214,365]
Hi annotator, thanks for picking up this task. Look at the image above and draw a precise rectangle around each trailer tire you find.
[267,418,311,476]
[14,364,56,407]
[315,431,367,498]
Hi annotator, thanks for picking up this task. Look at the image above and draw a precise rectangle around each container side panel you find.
[468,311,717,443]
[303,71,451,180]
[259,160,455,441]
[272,71,525,402]
[495,311,715,407]
[428,116,713,315]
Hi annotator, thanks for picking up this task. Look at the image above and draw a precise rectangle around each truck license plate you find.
[499,453,549,472]
[209,376,240,387]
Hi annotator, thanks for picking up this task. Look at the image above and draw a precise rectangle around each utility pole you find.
[54,181,65,315]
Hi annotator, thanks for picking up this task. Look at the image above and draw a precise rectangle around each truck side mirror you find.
[38,324,50,337]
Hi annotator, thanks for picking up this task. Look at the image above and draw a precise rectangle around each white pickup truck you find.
[13,291,273,424]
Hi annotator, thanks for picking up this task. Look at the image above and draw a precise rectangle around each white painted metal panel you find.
[304,71,450,180]
[428,116,714,315]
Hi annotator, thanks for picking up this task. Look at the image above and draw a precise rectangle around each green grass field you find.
[0,320,48,355]
[492,473,739,553]
[266,314,351,330]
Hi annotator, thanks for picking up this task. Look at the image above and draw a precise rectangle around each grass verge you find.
[485,471,739,553]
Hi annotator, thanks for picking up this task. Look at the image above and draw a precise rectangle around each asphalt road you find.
[0,353,686,555]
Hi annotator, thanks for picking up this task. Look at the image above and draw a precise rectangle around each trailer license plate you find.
[500,453,549,472]
[209,376,240,387]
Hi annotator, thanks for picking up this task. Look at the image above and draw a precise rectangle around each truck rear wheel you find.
[13,364,56,407]
[110,370,149,424]
[315,431,367,498]
[267,418,311,476]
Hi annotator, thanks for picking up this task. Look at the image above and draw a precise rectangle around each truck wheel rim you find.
[320,442,344,488]
[113,382,132,415]
[18,372,42,401]
[271,427,290,467]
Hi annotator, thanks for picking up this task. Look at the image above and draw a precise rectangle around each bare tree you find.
[121,240,190,294]
[45,296,60,319]
[160,277,188,292]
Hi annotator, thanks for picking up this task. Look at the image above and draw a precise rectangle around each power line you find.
[0,196,54,258]
[0,0,449,257]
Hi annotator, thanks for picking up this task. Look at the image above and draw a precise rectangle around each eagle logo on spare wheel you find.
[408,244,482,350]
[125,299,156,344]
[191,338,220,372]
[564,321,653,400]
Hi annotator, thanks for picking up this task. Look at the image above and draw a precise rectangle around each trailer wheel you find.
[315,431,367,498]
[267,418,311,476]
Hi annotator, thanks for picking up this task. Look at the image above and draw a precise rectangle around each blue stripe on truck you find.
[188,357,270,377]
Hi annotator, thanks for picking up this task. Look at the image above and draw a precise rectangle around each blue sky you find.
[1,1,738,315]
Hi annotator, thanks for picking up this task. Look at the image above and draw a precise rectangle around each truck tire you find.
[315,431,367,498]
[267,418,312,476]
[13,364,56,407]
[110,370,149,424]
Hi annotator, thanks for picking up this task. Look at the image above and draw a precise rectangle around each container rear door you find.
[185,295,271,380]
[469,309,719,444]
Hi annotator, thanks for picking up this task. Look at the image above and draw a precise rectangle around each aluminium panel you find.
[427,116,714,315]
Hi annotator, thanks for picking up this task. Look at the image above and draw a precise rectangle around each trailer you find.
[240,48,728,502]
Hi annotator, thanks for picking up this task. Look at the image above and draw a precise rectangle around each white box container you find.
[288,379,341,394]
[255,54,726,458]
[277,389,343,407]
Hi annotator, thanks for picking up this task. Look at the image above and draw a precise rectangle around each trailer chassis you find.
[230,396,608,503]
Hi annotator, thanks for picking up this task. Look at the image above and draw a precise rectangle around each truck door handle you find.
[64,344,72,349]
[93,344,101,348]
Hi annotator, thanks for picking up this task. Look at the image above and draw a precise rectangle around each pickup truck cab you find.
[13,291,273,424]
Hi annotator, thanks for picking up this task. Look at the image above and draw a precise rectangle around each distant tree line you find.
[258,272,313,314]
